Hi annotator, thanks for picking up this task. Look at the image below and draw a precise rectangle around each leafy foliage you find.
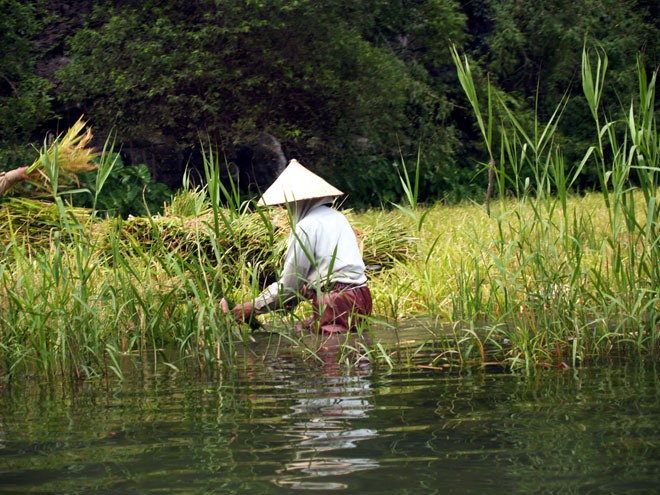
[74,154,171,218]
[0,0,53,166]
[481,0,659,186]
[55,0,468,205]
[1,0,659,206]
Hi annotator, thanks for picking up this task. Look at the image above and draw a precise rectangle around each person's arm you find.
[220,224,316,322]
[221,298,255,322]
[0,167,29,195]
[252,224,315,312]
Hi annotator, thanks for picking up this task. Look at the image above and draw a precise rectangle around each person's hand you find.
[15,167,30,181]
[220,298,254,323]
[220,297,230,313]
[231,301,254,322]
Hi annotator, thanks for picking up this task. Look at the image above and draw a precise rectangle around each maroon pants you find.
[307,283,373,334]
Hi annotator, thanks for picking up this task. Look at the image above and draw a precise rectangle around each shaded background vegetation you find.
[1,0,658,211]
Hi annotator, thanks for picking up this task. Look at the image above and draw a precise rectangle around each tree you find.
[461,0,660,189]
[0,0,53,166]
[57,0,469,205]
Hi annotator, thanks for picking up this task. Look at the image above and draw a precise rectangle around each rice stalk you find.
[26,116,99,193]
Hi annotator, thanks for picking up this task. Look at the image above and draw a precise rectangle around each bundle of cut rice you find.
[0,197,92,251]
[2,196,415,279]
[353,215,417,269]
[26,116,99,192]
[94,210,287,270]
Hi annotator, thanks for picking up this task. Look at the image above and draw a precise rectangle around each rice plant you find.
[26,115,99,194]
[441,44,660,369]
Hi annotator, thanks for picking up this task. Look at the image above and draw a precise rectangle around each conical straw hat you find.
[258,159,344,206]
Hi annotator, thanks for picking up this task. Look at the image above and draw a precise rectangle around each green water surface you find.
[1,334,659,494]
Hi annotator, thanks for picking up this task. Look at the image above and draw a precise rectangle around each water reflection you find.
[1,339,659,494]
[271,334,380,490]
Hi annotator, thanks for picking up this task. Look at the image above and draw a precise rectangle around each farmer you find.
[221,159,372,333]
[0,166,30,196]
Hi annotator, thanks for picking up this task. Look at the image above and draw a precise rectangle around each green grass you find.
[0,45,658,379]
[2,186,656,379]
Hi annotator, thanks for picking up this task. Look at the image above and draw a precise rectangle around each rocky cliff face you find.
[33,1,93,91]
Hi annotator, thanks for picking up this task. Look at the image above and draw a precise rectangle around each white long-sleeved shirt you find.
[253,205,367,312]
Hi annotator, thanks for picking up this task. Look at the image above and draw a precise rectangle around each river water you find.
[1,331,659,494]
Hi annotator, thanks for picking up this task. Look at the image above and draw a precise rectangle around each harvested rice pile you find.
[94,210,288,271]
[0,198,92,251]
[1,198,415,273]
[353,215,416,269]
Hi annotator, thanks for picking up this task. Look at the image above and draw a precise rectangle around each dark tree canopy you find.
[1,0,658,208]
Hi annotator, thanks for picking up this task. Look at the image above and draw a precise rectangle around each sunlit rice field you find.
[0,46,657,380]
[1,186,658,381]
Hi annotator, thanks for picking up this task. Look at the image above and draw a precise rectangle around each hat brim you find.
[257,159,343,206]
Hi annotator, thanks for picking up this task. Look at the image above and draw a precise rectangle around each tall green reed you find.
[449,43,659,369]
[582,48,659,352]
[0,138,123,380]
[0,142,270,380]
